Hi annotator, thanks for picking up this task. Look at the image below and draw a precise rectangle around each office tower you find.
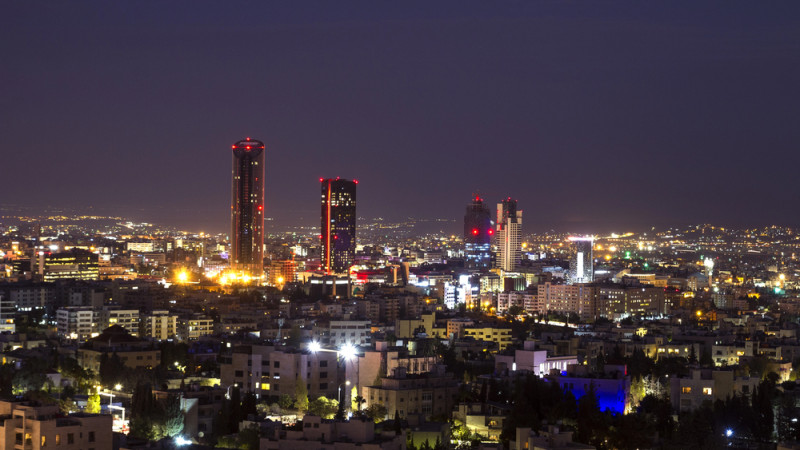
[231,137,265,274]
[464,195,492,270]
[568,236,594,284]
[43,249,99,282]
[495,197,522,271]
[321,178,357,274]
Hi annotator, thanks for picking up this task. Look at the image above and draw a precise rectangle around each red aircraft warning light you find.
[472,228,479,236]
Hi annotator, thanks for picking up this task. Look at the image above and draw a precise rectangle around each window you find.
[320,361,328,367]
[55,435,61,445]
[703,387,713,396]
[681,387,692,394]
[89,431,95,442]
[320,372,328,379]
[41,436,46,447]
[274,361,280,368]
[235,370,243,377]
[68,434,75,445]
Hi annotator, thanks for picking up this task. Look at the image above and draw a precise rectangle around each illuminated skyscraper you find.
[230,138,265,273]
[321,178,357,274]
[568,236,594,284]
[495,198,522,271]
[464,195,493,270]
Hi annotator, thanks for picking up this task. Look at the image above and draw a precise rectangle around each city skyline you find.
[3,2,800,233]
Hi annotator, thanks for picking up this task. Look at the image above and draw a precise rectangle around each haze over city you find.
[3,2,800,233]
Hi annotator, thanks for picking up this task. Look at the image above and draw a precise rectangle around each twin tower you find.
[230,138,357,276]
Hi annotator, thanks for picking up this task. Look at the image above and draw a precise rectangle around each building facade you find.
[320,178,357,274]
[464,196,492,270]
[495,198,522,272]
[231,137,265,274]
[568,236,593,284]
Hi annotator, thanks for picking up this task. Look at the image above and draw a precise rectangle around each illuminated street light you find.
[308,341,321,353]
[339,343,357,361]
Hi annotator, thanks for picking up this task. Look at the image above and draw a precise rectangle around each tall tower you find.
[464,195,492,270]
[495,198,522,272]
[568,236,594,284]
[321,178,357,274]
[231,138,265,274]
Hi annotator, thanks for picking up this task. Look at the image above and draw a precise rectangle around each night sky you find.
[3,2,800,234]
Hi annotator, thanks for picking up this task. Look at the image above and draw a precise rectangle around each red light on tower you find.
[231,145,236,149]
[246,146,250,150]
[257,205,263,211]
[319,178,324,183]
[488,229,494,235]
[354,180,358,184]
[472,228,479,236]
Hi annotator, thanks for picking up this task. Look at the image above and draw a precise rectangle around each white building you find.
[56,307,98,342]
[495,199,522,272]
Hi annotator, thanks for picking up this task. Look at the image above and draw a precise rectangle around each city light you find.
[308,341,321,353]
[339,343,357,361]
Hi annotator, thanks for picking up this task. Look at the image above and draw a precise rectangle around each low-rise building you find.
[0,400,112,450]
[76,325,161,373]
[364,366,458,421]
[260,415,405,450]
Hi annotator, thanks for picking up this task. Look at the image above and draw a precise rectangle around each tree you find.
[293,376,308,412]
[308,396,339,419]
[278,394,293,410]
[575,383,607,447]
[86,392,101,414]
[365,403,388,422]
[99,353,126,387]
[160,394,184,438]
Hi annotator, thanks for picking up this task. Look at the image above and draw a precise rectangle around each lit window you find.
[681,387,692,394]
[703,387,712,395]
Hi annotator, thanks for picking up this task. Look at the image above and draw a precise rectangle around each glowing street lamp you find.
[308,341,321,353]
[339,343,357,361]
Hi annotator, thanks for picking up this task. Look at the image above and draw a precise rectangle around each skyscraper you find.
[321,178,357,274]
[568,236,594,284]
[495,198,522,271]
[464,195,493,270]
[230,137,265,274]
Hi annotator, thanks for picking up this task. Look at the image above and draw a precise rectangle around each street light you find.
[339,343,357,361]
[308,341,321,353]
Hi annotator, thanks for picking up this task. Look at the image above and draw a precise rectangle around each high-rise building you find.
[568,236,594,284]
[495,198,522,272]
[464,195,492,270]
[231,138,265,274]
[321,178,357,274]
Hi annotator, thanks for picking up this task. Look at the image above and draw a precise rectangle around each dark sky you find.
[3,1,800,234]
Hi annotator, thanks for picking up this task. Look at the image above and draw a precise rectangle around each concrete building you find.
[314,320,371,348]
[220,344,341,400]
[670,369,760,412]
[494,341,577,376]
[364,366,458,420]
[0,400,112,450]
[536,282,596,321]
[178,314,214,341]
[140,310,179,340]
[76,325,160,374]
[99,307,139,336]
[260,415,405,450]
[56,306,98,343]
